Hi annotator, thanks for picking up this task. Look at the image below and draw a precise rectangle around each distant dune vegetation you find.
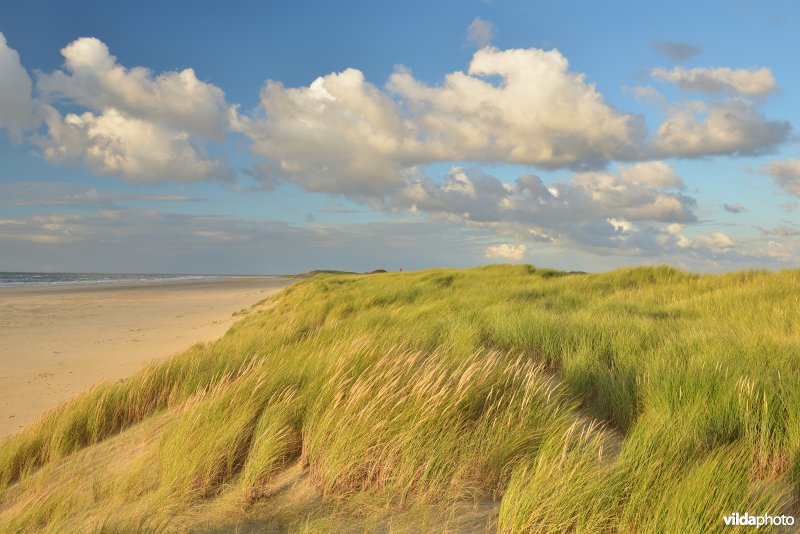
[1,265,799,532]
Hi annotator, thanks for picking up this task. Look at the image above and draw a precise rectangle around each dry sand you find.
[0,276,292,440]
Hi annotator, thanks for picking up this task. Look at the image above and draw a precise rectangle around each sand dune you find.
[0,276,291,440]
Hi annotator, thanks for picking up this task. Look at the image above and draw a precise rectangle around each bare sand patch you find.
[0,276,292,440]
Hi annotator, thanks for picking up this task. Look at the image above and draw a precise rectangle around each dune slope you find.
[1,265,798,532]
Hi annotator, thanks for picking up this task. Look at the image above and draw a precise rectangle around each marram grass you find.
[0,264,799,532]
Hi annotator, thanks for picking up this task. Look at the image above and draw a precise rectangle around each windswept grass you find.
[1,264,799,532]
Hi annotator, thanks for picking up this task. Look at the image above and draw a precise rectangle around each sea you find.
[0,272,224,287]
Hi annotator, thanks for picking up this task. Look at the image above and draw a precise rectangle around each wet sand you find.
[0,276,292,439]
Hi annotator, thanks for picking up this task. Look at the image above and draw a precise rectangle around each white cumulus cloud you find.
[235,47,648,195]
[35,106,229,183]
[760,158,800,196]
[385,161,697,256]
[37,37,230,138]
[33,37,232,182]
[388,47,646,168]
[0,33,38,140]
[675,231,734,250]
[617,161,682,188]
[652,66,777,96]
[652,99,789,158]
[485,243,526,260]
[397,162,694,227]
[232,68,421,195]
[237,47,791,199]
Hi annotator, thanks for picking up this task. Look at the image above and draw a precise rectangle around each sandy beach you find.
[0,276,292,440]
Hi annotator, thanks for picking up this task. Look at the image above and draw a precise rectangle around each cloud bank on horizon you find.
[0,17,798,273]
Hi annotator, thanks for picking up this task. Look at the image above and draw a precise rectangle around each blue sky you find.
[1,0,798,273]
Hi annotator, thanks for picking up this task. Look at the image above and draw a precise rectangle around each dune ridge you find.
[0,265,798,532]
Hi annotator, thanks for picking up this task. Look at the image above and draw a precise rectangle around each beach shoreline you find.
[0,276,292,440]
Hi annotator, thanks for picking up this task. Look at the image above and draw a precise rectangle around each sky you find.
[1,0,799,274]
